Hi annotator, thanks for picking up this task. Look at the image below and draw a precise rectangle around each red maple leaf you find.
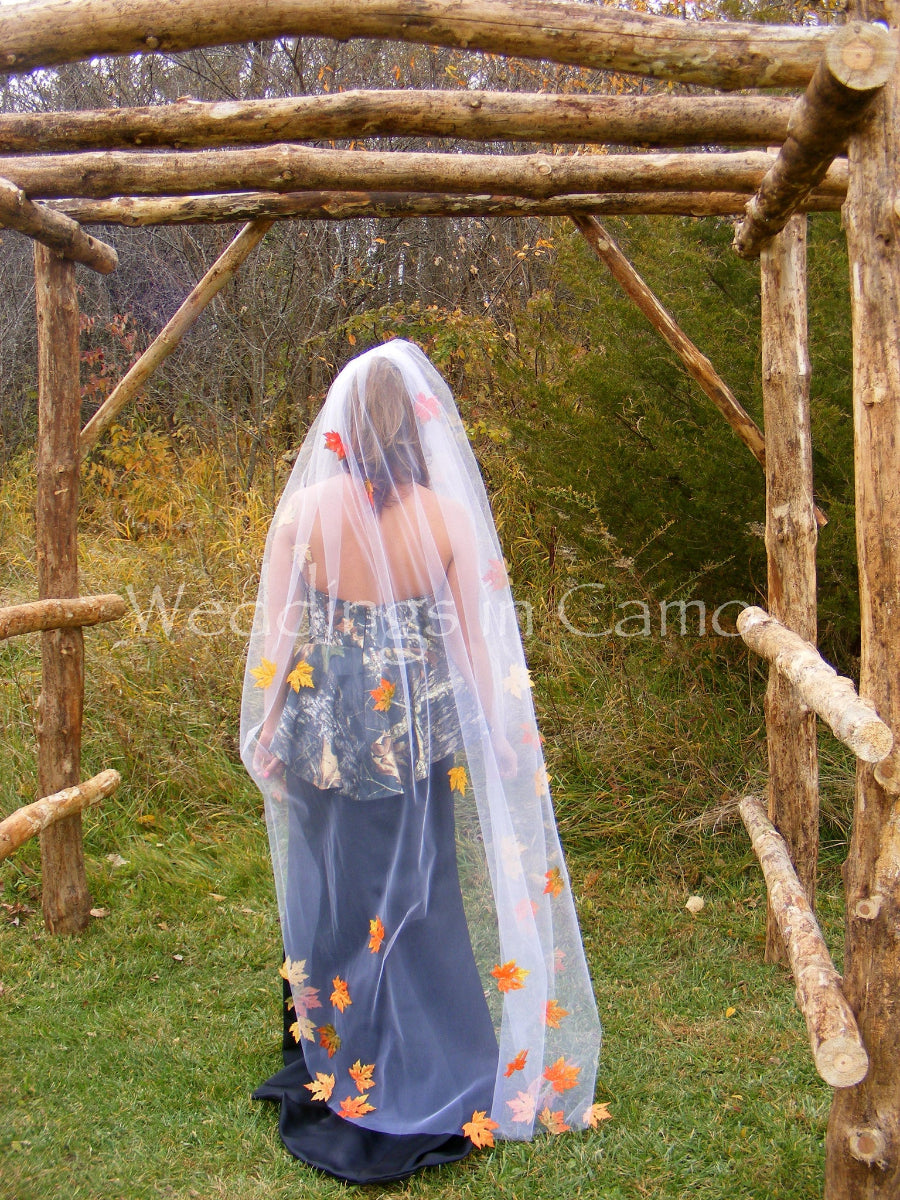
[324,430,347,459]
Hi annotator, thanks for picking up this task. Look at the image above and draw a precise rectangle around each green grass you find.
[0,437,851,1199]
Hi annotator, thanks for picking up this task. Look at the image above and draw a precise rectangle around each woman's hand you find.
[253,728,287,799]
[491,730,519,781]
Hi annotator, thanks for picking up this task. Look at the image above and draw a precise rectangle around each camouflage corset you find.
[268,585,465,800]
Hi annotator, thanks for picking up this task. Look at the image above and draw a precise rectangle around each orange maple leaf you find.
[490,960,530,993]
[514,896,539,923]
[330,976,352,1013]
[288,1016,314,1044]
[324,430,347,459]
[583,1101,613,1127]
[538,1106,571,1134]
[543,867,565,897]
[462,1110,499,1149]
[303,1072,335,1102]
[504,1050,528,1077]
[506,1091,536,1124]
[317,1023,341,1058]
[368,915,385,953]
[339,1093,375,1118]
[543,999,569,1028]
[348,1060,375,1093]
[369,677,396,712]
[448,765,468,794]
[543,1057,581,1094]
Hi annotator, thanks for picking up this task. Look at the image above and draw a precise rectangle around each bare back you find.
[304,475,455,604]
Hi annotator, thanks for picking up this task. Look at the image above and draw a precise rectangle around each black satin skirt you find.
[253,755,499,1184]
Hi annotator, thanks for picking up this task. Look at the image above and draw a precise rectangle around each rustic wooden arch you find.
[0,2,898,1195]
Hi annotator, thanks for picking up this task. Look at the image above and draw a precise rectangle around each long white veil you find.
[240,338,600,1140]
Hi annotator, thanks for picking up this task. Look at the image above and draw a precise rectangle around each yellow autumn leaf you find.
[502,663,533,700]
[448,765,468,794]
[348,1061,376,1093]
[279,956,309,987]
[250,658,277,689]
[304,1072,335,1102]
[583,1101,613,1127]
[287,660,314,691]
[289,1016,315,1043]
[330,976,352,1013]
[462,1110,499,1148]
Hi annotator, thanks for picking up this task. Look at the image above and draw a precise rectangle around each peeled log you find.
[0,0,830,91]
[740,794,869,1089]
[0,770,121,863]
[0,175,117,273]
[734,23,897,257]
[0,146,850,202]
[737,606,894,762]
[0,91,797,153]
[80,218,273,456]
[0,594,126,640]
[53,189,845,227]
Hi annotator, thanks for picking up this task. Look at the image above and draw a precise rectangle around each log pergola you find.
[1,1,898,1196]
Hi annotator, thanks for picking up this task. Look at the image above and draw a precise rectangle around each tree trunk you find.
[0,594,126,639]
[737,607,893,763]
[0,175,117,272]
[740,795,868,1088]
[34,243,90,935]
[0,146,849,202]
[53,188,844,228]
[0,0,829,90]
[825,0,900,1192]
[734,23,896,257]
[0,770,120,863]
[0,91,797,153]
[759,215,819,963]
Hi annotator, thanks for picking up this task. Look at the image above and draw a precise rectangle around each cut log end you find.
[846,716,894,763]
[825,22,897,93]
[815,1035,870,1088]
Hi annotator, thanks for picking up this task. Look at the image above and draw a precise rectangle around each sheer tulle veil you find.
[240,338,600,1141]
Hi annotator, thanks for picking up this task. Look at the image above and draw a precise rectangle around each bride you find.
[240,339,600,1183]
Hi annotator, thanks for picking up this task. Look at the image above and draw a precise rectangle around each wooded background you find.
[0,2,859,664]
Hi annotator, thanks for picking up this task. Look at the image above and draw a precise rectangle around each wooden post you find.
[0,175,118,272]
[33,242,91,935]
[759,215,819,963]
[825,0,900,1191]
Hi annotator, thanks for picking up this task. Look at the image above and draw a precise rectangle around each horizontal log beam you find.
[80,218,274,457]
[739,793,869,1089]
[0,0,830,90]
[0,91,799,154]
[0,769,121,863]
[0,594,127,640]
[737,606,894,762]
[734,22,897,258]
[52,188,844,227]
[0,146,850,202]
[0,174,117,272]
